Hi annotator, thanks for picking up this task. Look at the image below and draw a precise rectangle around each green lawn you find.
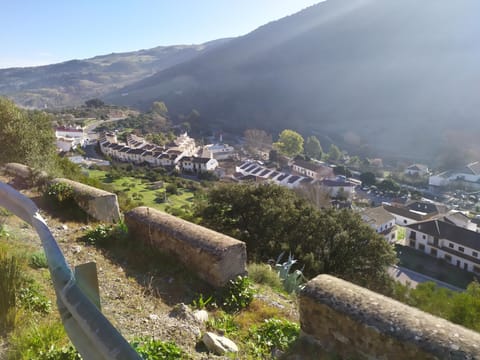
[395,244,476,289]
[86,169,195,212]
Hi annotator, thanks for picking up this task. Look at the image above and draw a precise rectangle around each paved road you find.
[389,265,463,292]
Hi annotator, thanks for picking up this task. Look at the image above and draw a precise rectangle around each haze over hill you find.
[105,0,480,161]
[0,39,229,108]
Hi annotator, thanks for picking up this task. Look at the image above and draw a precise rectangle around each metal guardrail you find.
[0,182,141,360]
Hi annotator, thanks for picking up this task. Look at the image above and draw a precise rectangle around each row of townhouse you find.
[235,160,358,196]
[406,218,480,274]
[99,132,218,172]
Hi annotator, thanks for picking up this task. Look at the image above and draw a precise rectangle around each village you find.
[54,123,480,289]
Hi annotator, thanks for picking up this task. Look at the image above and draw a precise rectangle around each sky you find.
[0,0,321,69]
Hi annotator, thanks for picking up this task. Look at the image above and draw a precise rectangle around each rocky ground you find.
[0,174,299,359]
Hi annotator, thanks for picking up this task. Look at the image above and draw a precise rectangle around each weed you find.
[45,183,74,204]
[191,293,214,310]
[247,318,300,356]
[275,253,307,294]
[29,252,48,269]
[247,263,283,291]
[131,337,189,359]
[8,320,72,360]
[207,312,238,335]
[0,248,23,333]
[82,222,128,247]
[234,299,283,332]
[219,276,255,313]
[18,280,52,315]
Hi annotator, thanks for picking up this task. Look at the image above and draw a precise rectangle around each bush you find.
[18,280,52,315]
[220,276,255,313]
[207,312,238,335]
[82,222,128,247]
[166,183,178,195]
[29,252,48,269]
[247,263,283,291]
[248,318,300,355]
[131,337,188,359]
[46,182,74,204]
[0,248,23,333]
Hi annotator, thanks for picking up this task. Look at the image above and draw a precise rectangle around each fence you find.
[0,181,140,360]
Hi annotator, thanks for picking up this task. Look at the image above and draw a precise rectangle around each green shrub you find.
[220,276,255,313]
[82,222,128,247]
[191,293,214,310]
[8,320,75,360]
[165,183,178,195]
[131,337,188,359]
[248,318,300,355]
[29,252,48,269]
[18,280,52,314]
[0,248,23,333]
[247,263,283,291]
[46,183,74,203]
[207,312,238,335]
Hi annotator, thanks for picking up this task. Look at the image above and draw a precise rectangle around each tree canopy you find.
[360,172,376,187]
[328,144,342,161]
[196,183,396,289]
[273,130,304,157]
[0,97,56,171]
[304,136,322,160]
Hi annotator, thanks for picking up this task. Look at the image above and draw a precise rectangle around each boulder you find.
[202,332,238,355]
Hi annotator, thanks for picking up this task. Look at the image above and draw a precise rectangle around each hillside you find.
[0,39,229,109]
[106,0,480,160]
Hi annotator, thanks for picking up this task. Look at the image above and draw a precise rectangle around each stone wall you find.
[299,274,480,359]
[125,206,247,287]
[2,162,48,185]
[51,178,121,223]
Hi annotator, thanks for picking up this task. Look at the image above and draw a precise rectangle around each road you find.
[388,265,463,292]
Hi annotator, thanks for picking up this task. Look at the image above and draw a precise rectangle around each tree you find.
[304,136,322,160]
[328,144,341,162]
[152,101,168,116]
[360,172,376,187]
[0,98,56,171]
[85,98,105,108]
[378,178,400,193]
[244,129,272,153]
[196,183,396,289]
[273,130,304,157]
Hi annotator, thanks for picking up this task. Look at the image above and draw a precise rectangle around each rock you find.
[62,224,69,230]
[72,245,82,254]
[149,314,159,321]
[202,332,238,355]
[193,310,209,323]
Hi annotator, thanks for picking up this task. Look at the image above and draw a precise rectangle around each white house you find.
[320,177,356,198]
[405,164,429,177]
[180,157,218,173]
[383,201,447,226]
[55,126,86,151]
[292,159,334,180]
[406,219,480,274]
[203,143,236,160]
[361,206,397,243]
[429,161,480,189]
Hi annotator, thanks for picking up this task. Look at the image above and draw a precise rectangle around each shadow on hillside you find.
[30,195,89,224]
[89,236,215,307]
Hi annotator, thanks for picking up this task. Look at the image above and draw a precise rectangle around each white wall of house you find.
[406,228,480,274]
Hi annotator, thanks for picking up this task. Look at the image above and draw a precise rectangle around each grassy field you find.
[86,169,196,212]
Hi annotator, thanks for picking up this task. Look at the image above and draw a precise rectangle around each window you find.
[473,251,478,258]
[449,243,454,249]
[418,244,425,251]
[422,235,426,240]
[391,233,395,240]
[444,254,452,263]
[474,266,480,274]
[404,219,407,224]
[430,248,437,257]
[409,240,416,247]
[458,247,464,253]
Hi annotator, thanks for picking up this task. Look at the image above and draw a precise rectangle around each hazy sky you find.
[0,0,321,69]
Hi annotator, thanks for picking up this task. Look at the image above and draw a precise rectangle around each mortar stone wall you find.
[299,274,480,359]
[51,178,121,223]
[125,206,247,287]
[3,162,48,184]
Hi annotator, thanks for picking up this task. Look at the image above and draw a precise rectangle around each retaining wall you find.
[51,178,121,223]
[299,274,480,359]
[125,206,247,287]
[2,162,48,184]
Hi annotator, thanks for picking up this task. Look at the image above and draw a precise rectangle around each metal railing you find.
[0,182,141,360]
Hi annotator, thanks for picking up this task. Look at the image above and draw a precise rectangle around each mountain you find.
[106,0,480,161]
[0,39,229,108]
